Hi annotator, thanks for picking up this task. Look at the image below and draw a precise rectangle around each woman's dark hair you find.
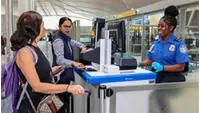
[160,5,179,32]
[10,11,42,51]
[58,17,72,27]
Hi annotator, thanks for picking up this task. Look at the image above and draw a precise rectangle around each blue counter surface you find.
[74,67,156,84]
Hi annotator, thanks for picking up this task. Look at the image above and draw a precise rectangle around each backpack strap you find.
[17,46,37,64]
[16,46,37,112]
[16,80,37,112]
[25,47,36,63]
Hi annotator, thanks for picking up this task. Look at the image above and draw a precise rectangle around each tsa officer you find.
[138,5,189,83]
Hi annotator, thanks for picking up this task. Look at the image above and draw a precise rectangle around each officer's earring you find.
[170,26,174,32]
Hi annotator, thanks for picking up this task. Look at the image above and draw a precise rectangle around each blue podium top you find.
[74,67,157,84]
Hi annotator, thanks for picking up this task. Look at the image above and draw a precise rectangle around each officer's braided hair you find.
[160,5,179,33]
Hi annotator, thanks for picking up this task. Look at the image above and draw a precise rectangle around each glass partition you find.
[184,7,199,65]
[130,18,143,56]
[142,12,164,60]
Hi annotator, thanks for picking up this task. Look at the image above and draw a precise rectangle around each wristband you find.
[66,85,70,92]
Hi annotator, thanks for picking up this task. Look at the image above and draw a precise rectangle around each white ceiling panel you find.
[36,0,163,20]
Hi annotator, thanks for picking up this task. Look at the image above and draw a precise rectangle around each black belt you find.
[151,68,183,76]
[157,71,183,76]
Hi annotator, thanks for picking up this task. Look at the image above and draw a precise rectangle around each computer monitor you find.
[92,18,105,48]
[108,20,126,53]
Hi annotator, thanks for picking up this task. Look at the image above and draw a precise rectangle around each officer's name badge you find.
[169,45,175,51]
[149,44,154,52]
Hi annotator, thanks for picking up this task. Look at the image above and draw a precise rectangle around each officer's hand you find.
[152,62,163,73]
[81,47,87,53]
[137,62,140,67]
[72,62,85,69]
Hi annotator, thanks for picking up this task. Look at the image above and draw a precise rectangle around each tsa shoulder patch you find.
[179,45,187,53]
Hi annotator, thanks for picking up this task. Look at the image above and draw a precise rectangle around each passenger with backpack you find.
[2,11,85,113]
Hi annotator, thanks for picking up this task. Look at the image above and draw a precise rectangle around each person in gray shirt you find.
[52,17,86,113]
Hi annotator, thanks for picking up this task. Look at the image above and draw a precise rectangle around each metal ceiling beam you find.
[49,0,58,16]
[47,0,69,16]
[63,9,69,16]
[52,2,75,16]
[67,5,110,13]
[52,1,94,18]
[52,2,92,20]
[121,0,130,9]
[186,7,199,11]
[41,14,93,20]
[37,0,48,15]
[42,1,51,16]
[58,0,120,6]
[187,9,195,26]
[65,15,92,21]
[5,0,13,62]
[57,0,103,17]
[55,1,110,13]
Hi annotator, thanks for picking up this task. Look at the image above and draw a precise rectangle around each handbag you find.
[18,72,64,113]
[36,71,63,113]
[37,94,63,113]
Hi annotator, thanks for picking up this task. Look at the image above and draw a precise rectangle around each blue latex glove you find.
[137,63,140,67]
[152,62,164,73]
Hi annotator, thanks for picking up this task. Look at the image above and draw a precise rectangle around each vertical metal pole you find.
[30,0,37,11]
[141,14,145,61]
[70,20,81,62]
[70,20,80,41]
[99,85,106,113]
[45,40,49,58]
[76,20,80,42]
[5,0,13,62]
[69,21,74,39]
[126,19,131,54]
[178,8,186,40]
[18,0,36,15]
[95,23,99,48]
[100,90,105,113]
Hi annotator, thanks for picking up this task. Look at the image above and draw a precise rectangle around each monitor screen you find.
[108,20,126,53]
[92,18,105,48]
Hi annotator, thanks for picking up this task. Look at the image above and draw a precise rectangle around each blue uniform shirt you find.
[148,34,189,66]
